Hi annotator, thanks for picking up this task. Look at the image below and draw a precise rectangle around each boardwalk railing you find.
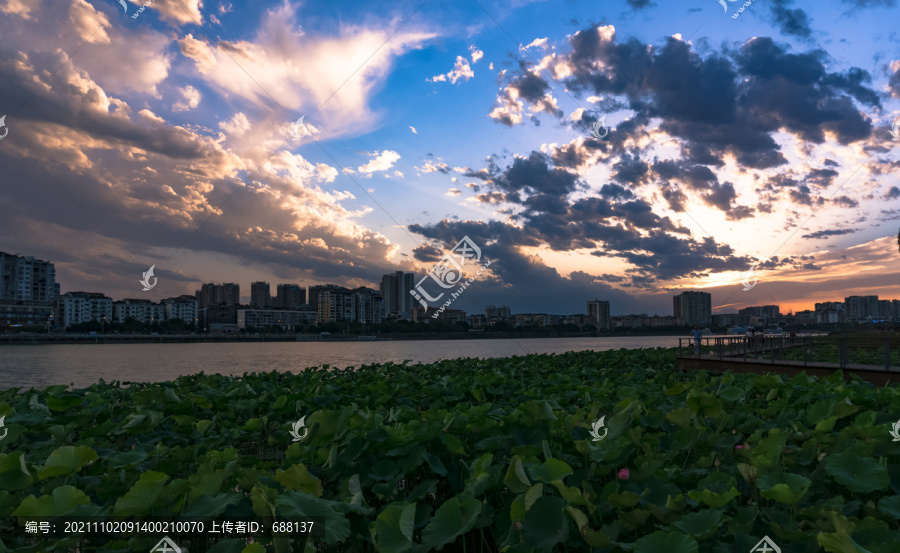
[678,335,899,370]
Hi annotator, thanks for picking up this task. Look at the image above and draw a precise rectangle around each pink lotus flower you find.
[618,468,630,480]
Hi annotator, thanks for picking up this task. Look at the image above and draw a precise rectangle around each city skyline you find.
[1,1,899,318]
[5,249,899,323]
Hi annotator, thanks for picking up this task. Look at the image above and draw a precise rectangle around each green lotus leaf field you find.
[1,347,899,552]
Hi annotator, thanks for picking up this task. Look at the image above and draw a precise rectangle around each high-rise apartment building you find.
[586,299,611,330]
[352,287,384,325]
[0,251,58,327]
[381,271,414,319]
[250,281,272,308]
[308,284,344,313]
[275,284,306,309]
[844,296,880,321]
[316,286,354,323]
[196,283,240,308]
[673,291,712,326]
[485,305,511,320]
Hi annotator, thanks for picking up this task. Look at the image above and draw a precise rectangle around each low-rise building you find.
[237,309,317,330]
[113,298,165,325]
[411,307,466,323]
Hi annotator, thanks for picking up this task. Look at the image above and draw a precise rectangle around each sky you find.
[0,0,899,318]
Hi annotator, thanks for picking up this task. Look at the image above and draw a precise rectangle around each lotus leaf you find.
[825,451,889,494]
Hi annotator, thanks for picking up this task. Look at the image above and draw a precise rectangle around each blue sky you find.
[0,0,898,316]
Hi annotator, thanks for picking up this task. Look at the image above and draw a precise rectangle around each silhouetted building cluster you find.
[3,250,900,333]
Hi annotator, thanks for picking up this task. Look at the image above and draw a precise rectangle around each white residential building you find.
[113,298,165,325]
[162,295,199,325]
[55,292,113,329]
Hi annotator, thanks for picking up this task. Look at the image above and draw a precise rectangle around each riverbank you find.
[0,330,691,345]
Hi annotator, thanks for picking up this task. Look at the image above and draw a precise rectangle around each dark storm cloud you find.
[550,141,603,169]
[514,68,551,103]
[626,0,655,9]
[0,51,211,161]
[802,228,861,238]
[789,186,816,205]
[889,64,900,98]
[840,0,896,9]
[599,183,636,200]
[661,188,688,212]
[805,168,839,188]
[831,196,859,208]
[410,243,444,263]
[885,186,900,199]
[491,151,581,197]
[703,182,738,212]
[518,28,881,172]
[769,0,813,39]
[612,153,650,185]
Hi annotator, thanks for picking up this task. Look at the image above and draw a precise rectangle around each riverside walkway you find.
[676,335,899,386]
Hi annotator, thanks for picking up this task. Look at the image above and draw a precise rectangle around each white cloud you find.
[177,3,434,140]
[420,161,449,173]
[409,126,417,134]
[69,0,111,45]
[447,188,461,196]
[522,37,548,50]
[428,55,474,84]
[173,85,202,111]
[152,0,203,26]
[358,150,400,174]
[0,0,40,19]
[489,62,494,70]
[469,45,483,63]
[218,112,251,136]
[393,170,404,177]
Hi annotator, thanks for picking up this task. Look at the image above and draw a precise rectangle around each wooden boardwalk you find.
[676,353,898,386]
[675,336,899,387]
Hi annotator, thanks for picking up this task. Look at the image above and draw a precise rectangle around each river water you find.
[1,336,679,390]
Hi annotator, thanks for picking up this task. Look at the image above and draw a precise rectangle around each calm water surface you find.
[1,336,678,390]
